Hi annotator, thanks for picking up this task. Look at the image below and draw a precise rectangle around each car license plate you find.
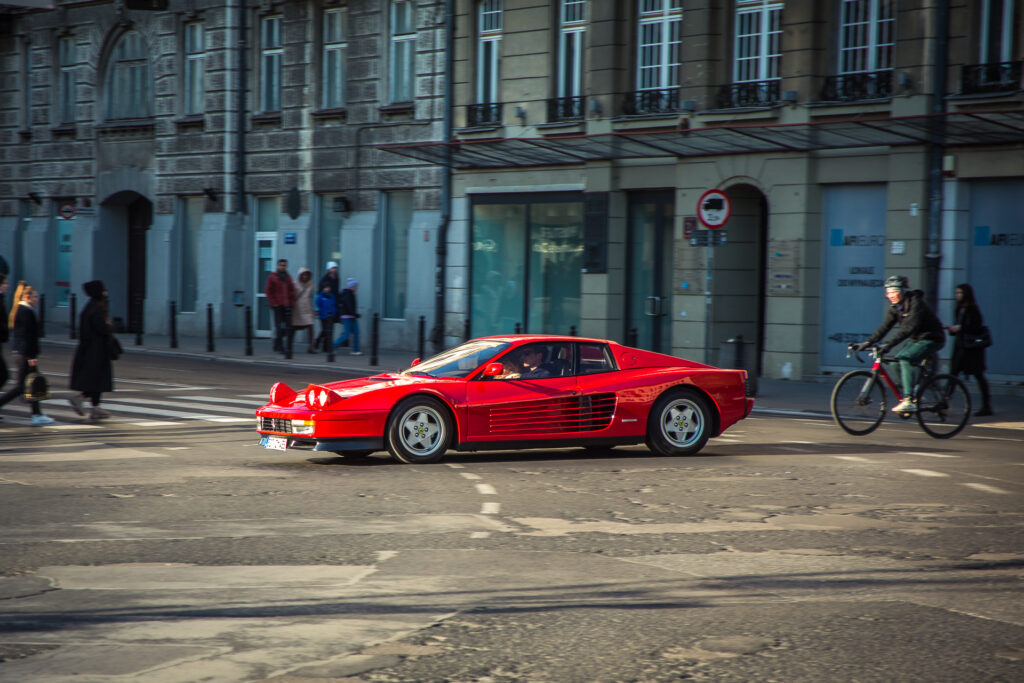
[264,436,288,451]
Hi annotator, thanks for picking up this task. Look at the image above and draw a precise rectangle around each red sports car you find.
[256,335,753,464]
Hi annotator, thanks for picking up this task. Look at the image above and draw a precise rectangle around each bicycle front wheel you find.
[831,370,887,436]
[916,373,971,439]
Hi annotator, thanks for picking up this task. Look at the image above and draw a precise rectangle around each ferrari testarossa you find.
[256,335,754,464]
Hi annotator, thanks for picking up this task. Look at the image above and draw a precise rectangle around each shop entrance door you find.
[254,232,276,337]
[626,191,674,353]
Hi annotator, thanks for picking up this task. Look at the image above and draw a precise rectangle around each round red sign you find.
[58,202,76,220]
[697,189,731,229]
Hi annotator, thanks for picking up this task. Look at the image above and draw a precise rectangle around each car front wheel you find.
[386,397,452,464]
[646,388,712,456]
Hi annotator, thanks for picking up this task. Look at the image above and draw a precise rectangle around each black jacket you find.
[0,293,7,344]
[951,303,986,375]
[11,304,40,359]
[70,299,115,393]
[865,289,945,348]
[338,287,358,317]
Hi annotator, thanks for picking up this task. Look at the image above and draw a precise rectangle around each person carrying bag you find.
[0,282,55,425]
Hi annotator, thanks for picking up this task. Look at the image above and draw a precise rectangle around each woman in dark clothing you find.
[0,282,55,425]
[0,274,9,396]
[68,280,116,421]
[946,283,993,417]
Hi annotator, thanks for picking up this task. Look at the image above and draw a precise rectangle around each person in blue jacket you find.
[314,284,338,353]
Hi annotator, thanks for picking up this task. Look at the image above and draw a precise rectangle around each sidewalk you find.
[39,321,1022,425]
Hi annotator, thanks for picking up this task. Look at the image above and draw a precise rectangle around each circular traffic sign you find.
[697,189,731,229]
[58,202,76,220]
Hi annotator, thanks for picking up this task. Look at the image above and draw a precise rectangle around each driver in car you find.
[497,345,552,379]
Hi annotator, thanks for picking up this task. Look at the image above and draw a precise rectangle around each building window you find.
[260,16,282,112]
[183,22,205,115]
[383,192,413,319]
[477,0,502,104]
[58,36,77,124]
[979,0,1014,64]
[734,1,781,83]
[390,1,416,103]
[318,195,345,275]
[105,31,151,119]
[557,0,585,100]
[180,197,204,313]
[257,196,280,231]
[21,38,32,130]
[637,0,682,92]
[838,0,894,74]
[322,8,347,109]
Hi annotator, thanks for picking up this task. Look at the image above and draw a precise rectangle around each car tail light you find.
[304,385,341,408]
[269,382,297,405]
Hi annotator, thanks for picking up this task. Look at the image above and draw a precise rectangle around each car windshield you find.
[400,340,512,379]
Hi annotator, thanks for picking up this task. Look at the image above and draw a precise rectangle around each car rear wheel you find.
[646,388,712,456]
[386,397,452,464]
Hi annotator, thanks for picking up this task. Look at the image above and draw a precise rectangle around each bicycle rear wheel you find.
[831,370,887,436]
[916,373,971,439]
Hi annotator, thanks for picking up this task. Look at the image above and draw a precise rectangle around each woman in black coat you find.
[68,280,116,421]
[0,282,55,425]
[946,283,993,417]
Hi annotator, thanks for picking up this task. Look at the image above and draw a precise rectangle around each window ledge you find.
[251,111,282,125]
[454,125,503,138]
[947,90,1022,102]
[50,123,76,136]
[174,114,205,129]
[311,107,348,121]
[18,128,32,140]
[536,120,586,134]
[96,117,156,132]
[379,102,414,114]
[805,98,892,110]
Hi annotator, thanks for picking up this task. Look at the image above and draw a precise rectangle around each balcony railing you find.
[547,95,586,122]
[961,61,1023,94]
[820,70,893,102]
[467,102,502,127]
[623,88,680,115]
[716,80,781,108]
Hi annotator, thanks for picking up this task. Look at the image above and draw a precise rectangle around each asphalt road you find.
[0,348,1021,682]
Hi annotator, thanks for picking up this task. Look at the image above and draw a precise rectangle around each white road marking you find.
[481,502,500,515]
[460,473,482,480]
[470,531,491,539]
[169,396,265,406]
[900,469,950,478]
[78,403,251,422]
[1,441,104,449]
[962,483,1011,494]
[104,398,256,415]
[446,463,464,469]
[240,393,272,399]
[165,447,191,451]
[475,483,497,495]
[903,451,959,458]
[834,456,874,462]
[131,421,179,426]
[778,446,811,452]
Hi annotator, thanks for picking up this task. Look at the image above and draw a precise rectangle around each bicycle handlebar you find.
[846,343,881,364]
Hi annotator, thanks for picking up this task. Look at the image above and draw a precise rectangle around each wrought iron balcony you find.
[467,102,502,127]
[716,80,781,108]
[622,88,681,116]
[961,61,1022,94]
[820,70,893,102]
[547,95,586,122]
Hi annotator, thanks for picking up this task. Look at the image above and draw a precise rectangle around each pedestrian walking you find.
[318,261,341,303]
[292,268,317,353]
[265,258,296,356]
[0,274,9,402]
[314,283,338,352]
[0,282,55,425]
[946,282,993,416]
[68,280,119,421]
[333,277,361,355]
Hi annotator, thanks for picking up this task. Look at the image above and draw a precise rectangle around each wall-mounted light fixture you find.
[203,187,218,202]
[681,100,698,113]
[514,105,527,123]
[286,186,301,220]
[332,196,351,213]
[898,72,912,89]
[589,98,603,115]
[781,90,799,104]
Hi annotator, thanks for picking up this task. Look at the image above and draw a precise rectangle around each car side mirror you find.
[482,362,503,377]
[410,358,421,367]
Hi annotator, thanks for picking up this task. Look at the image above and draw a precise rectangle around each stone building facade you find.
[388,0,1024,384]
[0,0,446,349]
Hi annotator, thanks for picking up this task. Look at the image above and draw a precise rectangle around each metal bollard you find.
[514,322,521,334]
[627,327,638,348]
[38,294,45,337]
[206,303,214,352]
[170,301,178,348]
[569,325,577,337]
[370,313,379,366]
[134,295,143,346]
[69,293,77,339]
[325,317,335,363]
[417,315,425,360]
[244,305,253,356]
[463,317,471,342]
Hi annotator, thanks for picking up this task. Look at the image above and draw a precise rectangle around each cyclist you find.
[856,275,945,414]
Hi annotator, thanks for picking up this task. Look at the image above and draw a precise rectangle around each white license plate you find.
[264,436,288,451]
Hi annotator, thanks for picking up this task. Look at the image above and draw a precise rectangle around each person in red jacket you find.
[265,259,296,355]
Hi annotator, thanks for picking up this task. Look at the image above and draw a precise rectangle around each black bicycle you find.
[831,344,971,439]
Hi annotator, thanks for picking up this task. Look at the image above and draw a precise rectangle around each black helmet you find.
[884,275,908,290]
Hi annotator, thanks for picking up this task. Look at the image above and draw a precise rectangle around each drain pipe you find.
[432,0,453,353]
[924,0,949,310]
[236,0,248,215]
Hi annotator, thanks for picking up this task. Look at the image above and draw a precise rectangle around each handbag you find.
[963,325,992,350]
[107,335,124,360]
[23,371,50,402]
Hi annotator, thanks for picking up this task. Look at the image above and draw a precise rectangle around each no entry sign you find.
[697,189,731,229]
[58,202,77,220]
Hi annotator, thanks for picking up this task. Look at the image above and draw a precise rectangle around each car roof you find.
[475,334,613,345]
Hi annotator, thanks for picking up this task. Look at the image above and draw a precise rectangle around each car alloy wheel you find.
[386,397,452,464]
[646,388,711,456]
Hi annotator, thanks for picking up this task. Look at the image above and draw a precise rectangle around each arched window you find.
[105,31,151,120]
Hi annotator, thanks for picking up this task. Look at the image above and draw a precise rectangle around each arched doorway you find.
[98,191,151,333]
[710,183,766,378]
